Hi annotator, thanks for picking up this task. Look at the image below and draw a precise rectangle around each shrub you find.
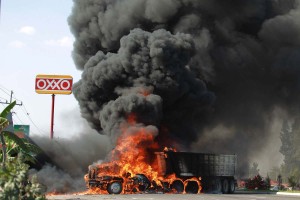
[0,155,46,200]
[245,174,269,190]
[288,176,297,189]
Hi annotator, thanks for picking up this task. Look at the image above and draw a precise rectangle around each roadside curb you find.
[235,190,277,194]
[277,192,300,196]
[235,190,300,196]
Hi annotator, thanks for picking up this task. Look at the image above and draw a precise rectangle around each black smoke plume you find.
[30,108,111,193]
[68,0,300,176]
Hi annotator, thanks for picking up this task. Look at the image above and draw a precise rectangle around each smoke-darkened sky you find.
[68,0,300,176]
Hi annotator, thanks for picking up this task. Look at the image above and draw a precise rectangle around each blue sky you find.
[0,0,83,138]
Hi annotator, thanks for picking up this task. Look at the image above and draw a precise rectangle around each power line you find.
[14,110,47,137]
[0,84,10,93]
[0,96,7,101]
[0,90,22,106]
[9,90,25,103]
[0,88,48,137]
[0,87,11,96]
[0,86,11,103]
[25,110,47,136]
[21,103,30,115]
[0,95,9,104]
[18,103,48,136]
[12,112,25,124]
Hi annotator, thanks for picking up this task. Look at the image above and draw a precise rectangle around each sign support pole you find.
[50,94,55,139]
[35,74,73,140]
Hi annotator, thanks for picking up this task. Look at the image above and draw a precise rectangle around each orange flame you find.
[46,191,62,196]
[83,112,201,194]
[126,113,137,125]
[138,88,151,96]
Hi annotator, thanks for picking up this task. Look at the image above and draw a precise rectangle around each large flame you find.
[93,113,160,182]
[84,113,201,194]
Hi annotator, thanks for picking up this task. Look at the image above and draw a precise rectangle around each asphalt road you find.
[46,193,300,200]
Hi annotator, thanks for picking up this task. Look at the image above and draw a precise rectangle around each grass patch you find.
[279,190,300,193]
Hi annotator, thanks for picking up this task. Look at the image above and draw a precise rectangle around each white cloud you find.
[44,36,74,47]
[19,26,36,35]
[9,40,26,48]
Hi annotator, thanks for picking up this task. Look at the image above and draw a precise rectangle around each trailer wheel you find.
[185,181,199,194]
[222,179,229,194]
[171,180,184,193]
[228,179,235,193]
[107,182,122,194]
[213,178,222,193]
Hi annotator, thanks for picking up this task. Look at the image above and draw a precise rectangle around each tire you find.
[185,181,199,194]
[135,174,151,191]
[213,178,222,193]
[107,182,122,194]
[222,179,229,194]
[228,179,235,194]
[171,180,184,193]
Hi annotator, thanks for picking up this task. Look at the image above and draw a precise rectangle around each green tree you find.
[280,119,300,187]
[1,101,41,168]
[0,101,16,169]
[0,134,42,164]
[0,101,46,199]
[288,168,300,189]
[288,176,297,189]
[280,120,293,172]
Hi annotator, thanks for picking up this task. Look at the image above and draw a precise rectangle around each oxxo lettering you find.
[35,75,73,95]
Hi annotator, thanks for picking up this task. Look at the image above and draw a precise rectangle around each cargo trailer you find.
[155,151,237,193]
[85,150,237,194]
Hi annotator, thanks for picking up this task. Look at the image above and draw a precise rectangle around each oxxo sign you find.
[35,75,73,94]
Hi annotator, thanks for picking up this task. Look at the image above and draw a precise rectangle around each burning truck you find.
[85,148,237,194]
[68,1,300,196]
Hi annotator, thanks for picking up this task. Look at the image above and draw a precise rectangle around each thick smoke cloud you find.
[30,108,111,192]
[71,27,214,146]
[68,0,300,176]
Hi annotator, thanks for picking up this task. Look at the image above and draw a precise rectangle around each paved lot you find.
[46,193,300,200]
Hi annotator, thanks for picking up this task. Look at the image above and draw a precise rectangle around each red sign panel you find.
[35,74,73,94]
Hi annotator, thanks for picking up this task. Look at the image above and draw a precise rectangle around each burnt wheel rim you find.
[171,180,184,193]
[109,182,122,194]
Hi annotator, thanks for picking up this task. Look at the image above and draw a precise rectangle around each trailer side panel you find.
[157,152,237,178]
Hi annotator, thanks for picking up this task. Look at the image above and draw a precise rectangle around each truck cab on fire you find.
[85,150,237,194]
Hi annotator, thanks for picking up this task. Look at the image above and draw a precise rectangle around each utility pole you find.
[0,90,23,134]
[0,90,22,106]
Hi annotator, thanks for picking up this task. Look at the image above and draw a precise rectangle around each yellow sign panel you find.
[35,74,73,95]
